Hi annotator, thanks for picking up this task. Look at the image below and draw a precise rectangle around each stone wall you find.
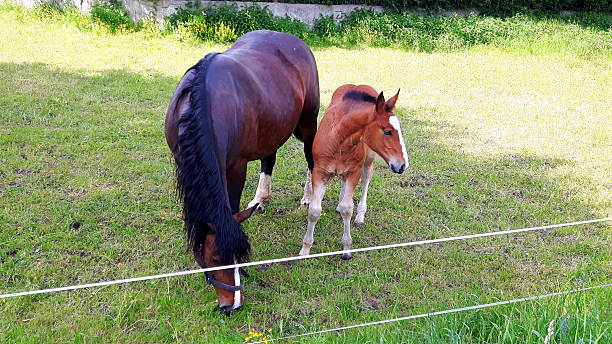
[10,0,383,27]
[148,1,383,26]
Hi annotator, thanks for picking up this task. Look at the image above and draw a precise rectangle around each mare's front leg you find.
[226,159,248,213]
[355,149,376,224]
[336,172,360,260]
[299,169,329,256]
[300,170,312,209]
[247,153,276,213]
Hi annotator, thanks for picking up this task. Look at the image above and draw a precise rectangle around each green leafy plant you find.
[313,15,340,38]
[90,0,136,33]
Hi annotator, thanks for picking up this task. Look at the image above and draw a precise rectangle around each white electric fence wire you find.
[248,284,612,344]
[0,218,609,299]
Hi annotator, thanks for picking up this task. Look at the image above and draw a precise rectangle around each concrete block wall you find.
[10,0,384,27]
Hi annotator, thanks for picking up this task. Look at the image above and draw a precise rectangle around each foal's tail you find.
[175,53,250,265]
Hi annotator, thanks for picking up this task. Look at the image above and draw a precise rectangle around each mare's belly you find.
[239,113,300,161]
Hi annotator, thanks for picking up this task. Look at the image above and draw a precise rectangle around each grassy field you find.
[1,4,611,343]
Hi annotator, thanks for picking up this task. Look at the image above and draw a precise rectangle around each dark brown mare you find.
[300,85,407,259]
[165,30,319,311]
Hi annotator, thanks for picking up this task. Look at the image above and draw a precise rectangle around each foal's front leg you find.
[336,173,360,260]
[355,150,376,224]
[299,170,329,256]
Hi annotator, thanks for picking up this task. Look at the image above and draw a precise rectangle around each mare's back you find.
[225,30,316,74]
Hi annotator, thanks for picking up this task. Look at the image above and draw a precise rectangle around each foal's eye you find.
[383,130,392,136]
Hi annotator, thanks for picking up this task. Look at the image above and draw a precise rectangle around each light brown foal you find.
[299,84,408,259]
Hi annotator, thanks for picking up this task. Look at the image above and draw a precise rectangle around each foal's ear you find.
[376,91,386,113]
[385,89,400,111]
[233,204,259,223]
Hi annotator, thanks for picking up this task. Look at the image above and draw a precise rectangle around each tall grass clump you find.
[18,1,94,32]
[410,289,611,343]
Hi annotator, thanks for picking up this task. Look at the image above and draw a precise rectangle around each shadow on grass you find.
[0,62,186,289]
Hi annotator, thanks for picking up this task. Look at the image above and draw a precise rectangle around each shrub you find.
[238,1,611,14]
[90,0,135,33]
[28,1,612,56]
[313,16,340,38]
[166,4,308,42]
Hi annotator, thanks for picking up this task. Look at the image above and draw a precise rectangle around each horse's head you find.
[363,90,408,174]
[197,205,258,313]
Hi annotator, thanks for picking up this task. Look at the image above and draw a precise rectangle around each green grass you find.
[0,4,611,343]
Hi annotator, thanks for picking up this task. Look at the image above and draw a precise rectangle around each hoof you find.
[299,248,310,256]
[218,305,238,315]
[248,201,265,214]
[341,253,353,260]
[354,218,365,226]
[300,196,310,209]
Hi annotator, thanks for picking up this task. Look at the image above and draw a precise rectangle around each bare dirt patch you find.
[400,174,434,188]
[358,295,382,312]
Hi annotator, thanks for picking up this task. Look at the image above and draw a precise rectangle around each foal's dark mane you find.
[343,90,377,104]
[175,53,250,264]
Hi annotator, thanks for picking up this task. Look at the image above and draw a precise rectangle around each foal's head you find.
[363,90,408,174]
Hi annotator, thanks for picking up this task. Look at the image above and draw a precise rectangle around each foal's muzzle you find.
[390,162,407,174]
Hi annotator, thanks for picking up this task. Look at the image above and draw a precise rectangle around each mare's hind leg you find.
[247,153,276,213]
[336,172,360,260]
[299,169,329,256]
[355,149,377,224]
[295,114,317,209]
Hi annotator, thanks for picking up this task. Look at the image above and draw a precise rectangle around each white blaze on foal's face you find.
[388,115,408,163]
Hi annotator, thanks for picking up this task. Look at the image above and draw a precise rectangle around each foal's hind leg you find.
[355,150,376,225]
[247,153,276,213]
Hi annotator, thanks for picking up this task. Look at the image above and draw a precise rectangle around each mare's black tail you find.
[175,53,250,264]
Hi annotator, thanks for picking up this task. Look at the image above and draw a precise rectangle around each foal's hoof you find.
[341,253,353,260]
[299,197,310,209]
